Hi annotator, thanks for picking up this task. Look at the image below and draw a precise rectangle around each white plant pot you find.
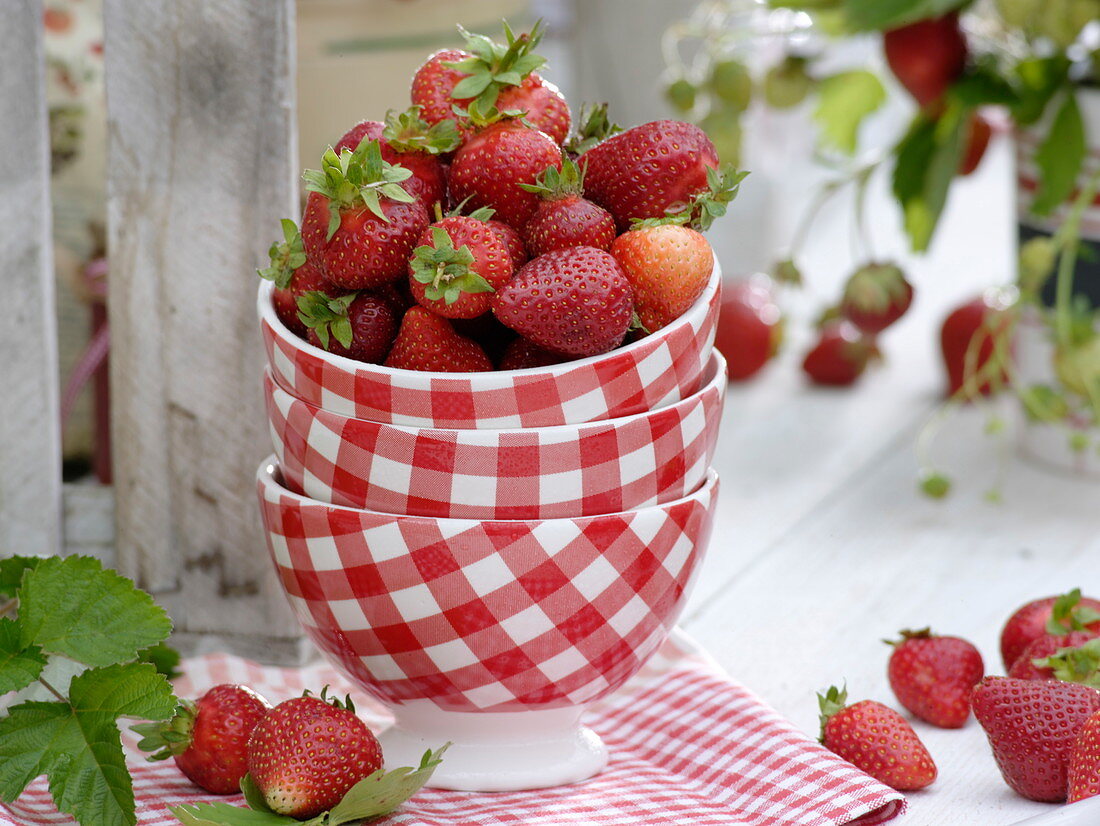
[1014,86,1100,477]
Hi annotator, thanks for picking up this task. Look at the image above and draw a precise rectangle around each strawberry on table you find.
[133,684,271,795]
[297,291,398,364]
[1069,709,1100,802]
[247,690,383,819]
[818,685,937,791]
[940,290,1015,398]
[802,321,877,386]
[447,111,563,230]
[714,276,782,381]
[839,262,914,335]
[611,219,714,332]
[258,218,346,338]
[301,140,429,289]
[886,628,984,728]
[972,676,1100,802]
[493,246,634,358]
[333,107,460,211]
[1009,631,1099,680]
[408,217,514,319]
[1001,589,1100,671]
[385,306,493,372]
[520,156,616,256]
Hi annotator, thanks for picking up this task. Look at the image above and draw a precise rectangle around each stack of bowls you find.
[254,267,726,792]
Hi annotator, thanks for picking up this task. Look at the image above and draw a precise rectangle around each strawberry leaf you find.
[326,744,449,824]
[0,617,46,694]
[257,219,306,289]
[817,684,848,739]
[566,102,622,156]
[1030,91,1085,218]
[169,804,294,826]
[0,663,176,826]
[17,556,172,667]
[813,70,886,155]
[297,291,358,350]
[0,555,41,598]
[239,773,275,813]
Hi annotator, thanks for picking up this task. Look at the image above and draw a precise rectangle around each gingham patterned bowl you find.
[257,264,721,429]
[256,457,719,789]
[265,350,727,520]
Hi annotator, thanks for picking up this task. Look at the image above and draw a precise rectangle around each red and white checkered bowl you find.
[256,457,718,715]
[265,350,727,520]
[257,266,720,429]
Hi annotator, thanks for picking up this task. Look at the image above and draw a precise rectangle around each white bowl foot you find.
[379,702,608,792]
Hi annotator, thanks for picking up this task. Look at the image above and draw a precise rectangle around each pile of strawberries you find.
[818,588,1100,804]
[259,22,743,372]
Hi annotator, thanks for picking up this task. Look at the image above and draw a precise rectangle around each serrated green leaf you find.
[0,555,42,597]
[892,108,967,251]
[169,802,297,826]
[0,617,46,694]
[1031,92,1085,217]
[327,744,449,824]
[0,663,175,826]
[17,556,172,667]
[842,0,969,30]
[813,70,886,154]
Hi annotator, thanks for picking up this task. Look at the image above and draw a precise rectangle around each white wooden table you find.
[683,136,1100,825]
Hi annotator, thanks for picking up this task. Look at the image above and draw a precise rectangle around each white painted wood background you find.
[0,1,62,558]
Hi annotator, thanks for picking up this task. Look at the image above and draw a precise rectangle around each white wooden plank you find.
[104,0,304,659]
[0,0,62,558]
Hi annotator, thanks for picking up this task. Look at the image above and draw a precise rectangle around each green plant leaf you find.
[1031,92,1085,217]
[137,642,183,680]
[813,70,886,154]
[327,744,449,824]
[0,617,46,694]
[169,803,296,826]
[842,0,969,30]
[0,555,42,598]
[0,663,176,826]
[892,108,967,251]
[17,556,173,667]
[1011,56,1071,126]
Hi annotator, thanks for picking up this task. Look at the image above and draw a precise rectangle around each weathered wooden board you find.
[0,0,62,558]
[104,0,306,660]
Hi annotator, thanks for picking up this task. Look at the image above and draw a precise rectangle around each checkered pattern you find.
[265,352,726,519]
[257,275,720,429]
[1,631,905,825]
[257,457,719,713]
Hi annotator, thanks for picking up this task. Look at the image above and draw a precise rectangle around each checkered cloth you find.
[0,630,905,826]
[258,277,719,430]
[265,355,725,520]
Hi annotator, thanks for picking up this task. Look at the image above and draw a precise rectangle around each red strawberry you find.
[581,120,736,231]
[494,246,633,357]
[499,337,568,370]
[886,628,984,728]
[408,217,514,319]
[297,291,398,364]
[247,691,382,818]
[714,277,782,381]
[385,306,493,372]
[448,119,562,229]
[1009,631,1099,680]
[959,112,993,177]
[410,22,567,142]
[1069,710,1100,802]
[802,321,877,386]
[133,684,271,795]
[971,676,1100,802]
[611,222,714,332]
[1001,589,1100,671]
[521,156,615,256]
[883,13,968,108]
[839,262,914,335]
[818,685,937,791]
[333,108,460,211]
[301,141,429,289]
[489,218,527,267]
[259,219,348,338]
[941,290,1015,398]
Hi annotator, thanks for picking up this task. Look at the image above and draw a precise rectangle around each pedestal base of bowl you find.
[379,701,608,791]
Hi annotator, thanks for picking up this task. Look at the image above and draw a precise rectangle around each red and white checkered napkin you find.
[0,631,904,826]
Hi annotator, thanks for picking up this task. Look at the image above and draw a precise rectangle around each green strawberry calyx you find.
[257,219,307,289]
[1033,638,1100,688]
[410,226,495,306]
[297,291,358,350]
[817,684,848,741]
[444,20,547,110]
[131,698,197,761]
[883,627,933,647]
[1047,588,1100,635]
[382,106,461,155]
[662,164,748,232]
[169,744,450,826]
[843,262,909,315]
[519,154,585,200]
[566,102,623,156]
[304,684,357,713]
[303,140,416,240]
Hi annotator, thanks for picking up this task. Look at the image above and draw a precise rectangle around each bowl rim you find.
[258,456,720,525]
[256,256,721,379]
[266,349,727,439]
